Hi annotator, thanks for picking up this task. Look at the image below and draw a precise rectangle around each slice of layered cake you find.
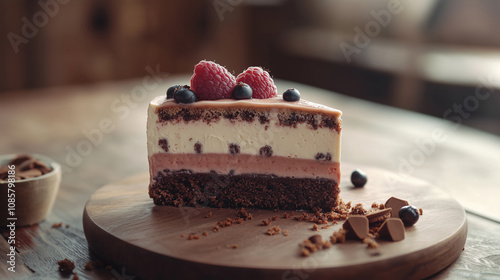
[147,61,342,211]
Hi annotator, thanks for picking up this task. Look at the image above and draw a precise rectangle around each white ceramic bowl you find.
[0,154,61,227]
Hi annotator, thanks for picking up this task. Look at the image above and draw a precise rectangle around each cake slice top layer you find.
[151,95,342,118]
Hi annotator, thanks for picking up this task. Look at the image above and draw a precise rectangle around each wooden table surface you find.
[1,75,499,279]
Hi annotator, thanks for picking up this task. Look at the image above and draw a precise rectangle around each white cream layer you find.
[147,105,341,161]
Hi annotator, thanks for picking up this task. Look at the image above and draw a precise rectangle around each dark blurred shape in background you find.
[1,0,499,134]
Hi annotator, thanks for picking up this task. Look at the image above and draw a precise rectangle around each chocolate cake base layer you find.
[149,169,340,212]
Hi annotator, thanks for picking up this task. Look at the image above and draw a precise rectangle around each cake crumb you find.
[321,225,331,229]
[363,237,380,249]
[346,201,352,209]
[312,224,319,231]
[187,234,200,240]
[261,219,271,226]
[282,212,290,219]
[57,259,75,273]
[419,208,423,215]
[350,203,367,215]
[202,232,208,237]
[205,211,213,218]
[217,218,236,228]
[301,248,310,257]
[180,234,185,238]
[237,208,253,220]
[213,225,220,232]
[231,244,238,249]
[271,215,278,221]
[72,273,79,280]
[266,226,281,236]
[331,228,347,244]
[300,234,328,257]
[65,224,70,228]
[84,261,93,271]
[283,230,289,236]
[52,222,63,228]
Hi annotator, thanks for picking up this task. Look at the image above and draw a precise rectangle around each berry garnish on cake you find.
[283,88,301,102]
[236,66,277,99]
[166,85,182,99]
[173,86,196,104]
[232,82,253,100]
[147,60,342,211]
[189,60,236,100]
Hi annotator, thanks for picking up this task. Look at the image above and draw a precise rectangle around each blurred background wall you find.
[1,0,499,134]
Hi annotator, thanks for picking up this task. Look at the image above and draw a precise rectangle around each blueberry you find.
[399,205,419,226]
[351,169,367,188]
[283,88,300,102]
[167,85,182,99]
[232,82,253,99]
[174,86,197,104]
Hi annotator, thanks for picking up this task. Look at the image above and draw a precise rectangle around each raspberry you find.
[236,67,277,99]
[190,60,236,100]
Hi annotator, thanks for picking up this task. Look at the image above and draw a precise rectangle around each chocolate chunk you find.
[17,158,36,171]
[9,155,32,166]
[1,155,52,180]
[308,234,323,246]
[259,145,273,157]
[33,160,51,174]
[229,143,240,155]
[313,152,332,161]
[385,197,409,218]
[159,138,169,152]
[315,153,325,160]
[17,169,43,179]
[194,142,202,154]
[365,208,392,224]
[0,165,9,180]
[57,258,75,273]
[325,153,332,161]
[342,216,369,240]
[378,218,405,241]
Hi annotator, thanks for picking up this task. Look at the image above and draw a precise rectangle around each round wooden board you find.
[83,164,467,280]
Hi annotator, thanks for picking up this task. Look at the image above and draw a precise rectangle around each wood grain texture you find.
[83,163,467,280]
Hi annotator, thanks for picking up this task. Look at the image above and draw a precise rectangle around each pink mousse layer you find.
[149,153,340,182]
